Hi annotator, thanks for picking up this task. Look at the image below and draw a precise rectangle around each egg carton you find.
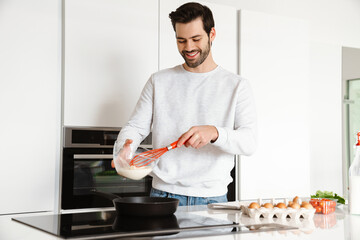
[239,212,315,229]
[240,205,315,219]
[238,214,316,236]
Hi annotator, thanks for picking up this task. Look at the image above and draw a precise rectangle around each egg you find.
[300,201,309,206]
[262,203,274,209]
[276,202,287,209]
[289,202,301,209]
[248,202,260,209]
[301,202,313,209]
[293,196,300,204]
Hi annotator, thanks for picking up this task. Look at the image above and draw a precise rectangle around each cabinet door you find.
[239,10,310,199]
[0,0,59,214]
[64,0,158,127]
[159,0,237,73]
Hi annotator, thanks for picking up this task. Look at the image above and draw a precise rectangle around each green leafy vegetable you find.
[311,190,345,204]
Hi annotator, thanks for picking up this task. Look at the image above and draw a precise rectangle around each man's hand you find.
[111,139,133,168]
[177,125,218,149]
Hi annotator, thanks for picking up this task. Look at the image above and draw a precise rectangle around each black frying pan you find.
[92,190,179,217]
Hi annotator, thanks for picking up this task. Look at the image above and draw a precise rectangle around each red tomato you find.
[316,206,322,213]
[310,199,318,207]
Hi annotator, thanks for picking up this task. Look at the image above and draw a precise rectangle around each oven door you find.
[61,147,152,210]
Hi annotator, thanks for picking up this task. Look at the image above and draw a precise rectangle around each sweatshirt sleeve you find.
[211,78,257,156]
[114,76,154,157]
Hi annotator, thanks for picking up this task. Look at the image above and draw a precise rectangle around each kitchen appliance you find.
[61,127,236,212]
[61,127,153,211]
[12,210,297,239]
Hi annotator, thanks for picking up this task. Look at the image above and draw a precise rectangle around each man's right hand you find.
[111,139,133,168]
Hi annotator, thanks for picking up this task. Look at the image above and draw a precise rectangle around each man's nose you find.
[184,41,195,51]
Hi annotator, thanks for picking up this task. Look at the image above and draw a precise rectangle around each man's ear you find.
[210,27,216,42]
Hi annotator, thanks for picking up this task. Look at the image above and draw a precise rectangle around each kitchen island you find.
[0,204,359,240]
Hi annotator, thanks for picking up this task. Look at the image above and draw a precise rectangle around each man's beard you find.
[181,39,211,68]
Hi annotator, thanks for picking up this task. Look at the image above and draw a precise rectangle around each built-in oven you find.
[61,127,152,211]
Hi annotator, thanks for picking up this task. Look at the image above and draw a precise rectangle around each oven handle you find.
[73,154,113,159]
[72,146,152,160]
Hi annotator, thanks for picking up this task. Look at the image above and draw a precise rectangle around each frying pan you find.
[92,190,179,217]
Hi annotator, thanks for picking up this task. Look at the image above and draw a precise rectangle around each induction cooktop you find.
[12,210,296,239]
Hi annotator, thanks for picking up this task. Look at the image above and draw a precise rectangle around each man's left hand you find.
[177,125,218,149]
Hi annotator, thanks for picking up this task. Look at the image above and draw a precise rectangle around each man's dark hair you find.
[169,2,215,36]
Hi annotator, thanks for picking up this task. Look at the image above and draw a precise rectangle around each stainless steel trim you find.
[166,144,175,151]
[73,154,113,159]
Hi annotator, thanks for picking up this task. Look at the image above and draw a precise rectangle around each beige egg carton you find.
[240,198,316,219]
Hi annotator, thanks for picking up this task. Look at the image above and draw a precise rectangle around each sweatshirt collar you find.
[180,64,220,76]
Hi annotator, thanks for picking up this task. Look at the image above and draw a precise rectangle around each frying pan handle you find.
[91,189,121,201]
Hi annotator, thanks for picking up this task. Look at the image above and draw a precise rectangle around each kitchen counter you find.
[1,204,359,240]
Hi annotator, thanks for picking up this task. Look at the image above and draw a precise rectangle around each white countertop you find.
[1,204,359,240]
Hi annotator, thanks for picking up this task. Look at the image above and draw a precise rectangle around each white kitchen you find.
[1,0,360,239]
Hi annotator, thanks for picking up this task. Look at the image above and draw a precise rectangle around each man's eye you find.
[178,40,185,44]
[193,39,200,42]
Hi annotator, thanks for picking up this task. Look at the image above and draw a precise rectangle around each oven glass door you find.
[62,148,152,210]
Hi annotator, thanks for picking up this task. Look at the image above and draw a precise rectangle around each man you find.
[112,2,257,206]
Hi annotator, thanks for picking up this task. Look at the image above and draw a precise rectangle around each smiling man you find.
[175,17,215,71]
[113,2,257,206]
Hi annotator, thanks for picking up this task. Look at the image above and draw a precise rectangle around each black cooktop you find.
[12,210,239,239]
[12,210,296,239]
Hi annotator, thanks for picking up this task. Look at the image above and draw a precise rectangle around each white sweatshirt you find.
[115,65,257,197]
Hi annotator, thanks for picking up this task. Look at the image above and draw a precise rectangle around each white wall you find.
[239,10,311,199]
[204,0,360,197]
[308,43,342,195]
[205,0,360,48]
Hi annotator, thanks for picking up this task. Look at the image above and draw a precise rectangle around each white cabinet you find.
[64,0,236,127]
[159,0,238,73]
[64,0,159,127]
[0,0,59,214]
[239,10,310,199]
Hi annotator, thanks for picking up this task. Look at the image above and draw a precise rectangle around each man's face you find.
[175,17,213,69]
